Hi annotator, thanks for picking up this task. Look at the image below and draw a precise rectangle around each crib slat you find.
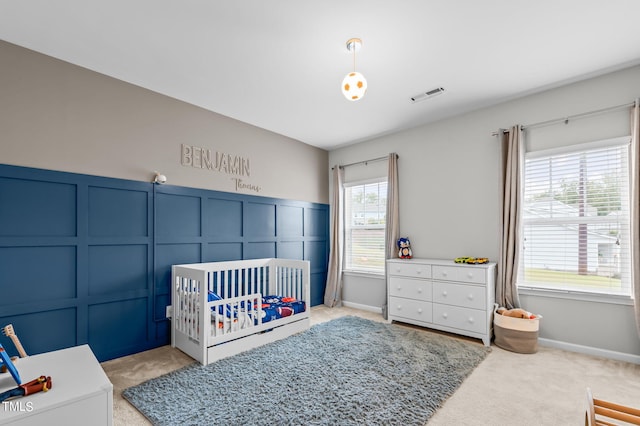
[289,267,294,297]
[291,268,297,299]
[282,266,286,296]
[293,268,298,299]
[231,269,236,299]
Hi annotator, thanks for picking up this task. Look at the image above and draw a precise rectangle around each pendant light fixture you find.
[341,38,367,101]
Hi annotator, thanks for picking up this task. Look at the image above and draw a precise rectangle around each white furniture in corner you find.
[387,258,496,346]
[0,345,113,426]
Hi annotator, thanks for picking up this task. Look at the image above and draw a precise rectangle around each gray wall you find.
[0,40,329,205]
[330,65,640,361]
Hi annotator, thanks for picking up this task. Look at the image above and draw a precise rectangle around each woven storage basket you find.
[493,304,541,354]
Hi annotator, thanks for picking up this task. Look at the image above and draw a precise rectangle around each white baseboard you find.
[538,338,640,365]
[342,301,383,314]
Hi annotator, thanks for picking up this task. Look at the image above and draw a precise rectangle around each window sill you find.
[343,270,385,279]
[518,286,633,306]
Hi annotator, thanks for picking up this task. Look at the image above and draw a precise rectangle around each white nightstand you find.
[0,345,113,426]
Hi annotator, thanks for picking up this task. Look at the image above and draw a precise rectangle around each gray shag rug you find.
[123,316,490,425]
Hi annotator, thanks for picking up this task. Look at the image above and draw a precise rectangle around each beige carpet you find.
[102,306,640,425]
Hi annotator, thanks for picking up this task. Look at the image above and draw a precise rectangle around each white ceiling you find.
[2,1,640,151]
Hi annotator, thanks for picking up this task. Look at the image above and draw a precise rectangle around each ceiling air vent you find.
[410,87,445,103]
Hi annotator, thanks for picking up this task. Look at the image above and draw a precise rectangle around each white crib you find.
[170,258,311,365]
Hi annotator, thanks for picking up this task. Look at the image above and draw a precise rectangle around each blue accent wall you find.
[0,164,329,361]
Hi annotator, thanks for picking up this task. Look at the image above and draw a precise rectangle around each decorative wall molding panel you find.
[0,164,328,361]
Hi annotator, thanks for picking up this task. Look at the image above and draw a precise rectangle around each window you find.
[344,179,387,274]
[519,137,632,296]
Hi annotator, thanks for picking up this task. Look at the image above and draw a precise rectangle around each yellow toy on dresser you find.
[454,257,489,264]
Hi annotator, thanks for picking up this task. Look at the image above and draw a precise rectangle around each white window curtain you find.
[383,153,399,319]
[631,100,640,337]
[497,125,523,309]
[324,165,344,307]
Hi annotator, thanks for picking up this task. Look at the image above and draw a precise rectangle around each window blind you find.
[520,139,632,295]
[344,180,387,274]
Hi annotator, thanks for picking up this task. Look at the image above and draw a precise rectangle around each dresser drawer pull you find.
[416,269,422,274]
[417,308,423,314]
[397,286,402,291]
[468,317,475,324]
[467,272,474,279]
[467,294,474,300]
[417,288,423,293]
[397,305,402,310]
[442,313,448,319]
[441,291,447,297]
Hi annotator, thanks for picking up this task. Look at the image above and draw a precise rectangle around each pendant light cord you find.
[353,44,356,72]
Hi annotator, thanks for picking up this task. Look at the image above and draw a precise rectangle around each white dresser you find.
[387,258,496,346]
[0,345,113,426]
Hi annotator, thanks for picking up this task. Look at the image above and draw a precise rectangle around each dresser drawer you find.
[389,296,433,323]
[388,262,431,279]
[432,281,485,310]
[432,265,485,284]
[433,304,486,334]
[389,277,432,301]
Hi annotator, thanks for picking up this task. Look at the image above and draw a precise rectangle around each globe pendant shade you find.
[342,71,367,101]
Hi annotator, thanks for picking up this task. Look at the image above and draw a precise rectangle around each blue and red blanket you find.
[208,292,306,324]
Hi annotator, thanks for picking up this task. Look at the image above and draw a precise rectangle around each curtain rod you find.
[492,100,636,136]
[332,154,397,170]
